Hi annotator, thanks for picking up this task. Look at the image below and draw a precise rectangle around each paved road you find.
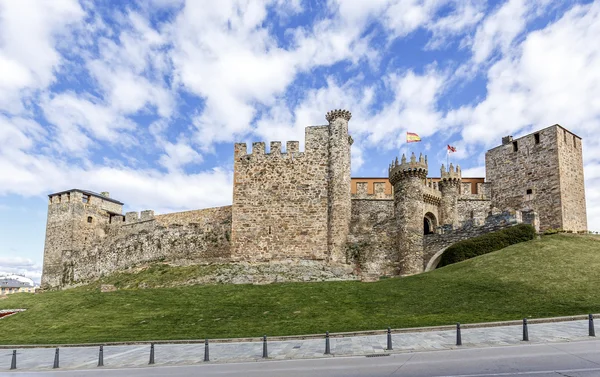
[3,340,600,377]
[2,319,594,372]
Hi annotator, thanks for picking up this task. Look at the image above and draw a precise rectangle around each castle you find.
[41,110,587,288]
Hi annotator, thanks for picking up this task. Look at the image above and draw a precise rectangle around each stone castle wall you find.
[42,191,118,288]
[348,199,396,276]
[486,125,569,231]
[41,114,587,289]
[423,210,539,271]
[231,127,331,262]
[45,201,232,287]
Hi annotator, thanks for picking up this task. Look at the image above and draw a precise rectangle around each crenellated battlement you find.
[389,152,428,184]
[440,163,462,186]
[423,185,442,205]
[326,109,352,122]
[109,210,155,226]
[234,140,305,160]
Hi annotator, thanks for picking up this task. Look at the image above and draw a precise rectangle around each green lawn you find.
[1,234,599,345]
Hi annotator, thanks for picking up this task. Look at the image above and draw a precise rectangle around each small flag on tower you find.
[406,132,421,143]
[447,145,457,153]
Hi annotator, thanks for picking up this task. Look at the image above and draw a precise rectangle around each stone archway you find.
[424,212,437,235]
[425,247,448,272]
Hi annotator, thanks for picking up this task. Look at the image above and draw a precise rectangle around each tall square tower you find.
[485,125,587,232]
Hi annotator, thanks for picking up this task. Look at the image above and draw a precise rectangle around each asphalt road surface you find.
[4,339,600,377]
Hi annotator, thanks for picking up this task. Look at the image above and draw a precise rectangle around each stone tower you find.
[486,125,587,232]
[41,190,123,288]
[389,152,428,275]
[231,109,352,263]
[439,163,461,228]
[326,109,353,263]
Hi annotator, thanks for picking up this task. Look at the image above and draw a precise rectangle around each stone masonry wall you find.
[348,199,396,276]
[457,198,492,226]
[231,126,331,262]
[557,128,587,231]
[486,125,563,231]
[423,210,534,271]
[42,191,119,288]
[50,205,232,287]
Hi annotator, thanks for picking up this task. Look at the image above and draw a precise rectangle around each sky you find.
[1,0,599,284]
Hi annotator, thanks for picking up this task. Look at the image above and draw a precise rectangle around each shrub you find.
[437,224,536,268]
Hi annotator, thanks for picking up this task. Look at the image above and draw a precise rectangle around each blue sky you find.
[1,0,599,283]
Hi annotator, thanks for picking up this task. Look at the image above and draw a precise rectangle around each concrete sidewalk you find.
[2,318,597,372]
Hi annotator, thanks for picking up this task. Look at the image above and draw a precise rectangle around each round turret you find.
[388,152,428,276]
[389,153,428,185]
[439,163,462,228]
[326,109,352,122]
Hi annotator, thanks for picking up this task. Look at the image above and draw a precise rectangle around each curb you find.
[0,313,596,349]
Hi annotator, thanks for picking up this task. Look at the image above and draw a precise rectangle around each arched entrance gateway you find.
[423,212,437,235]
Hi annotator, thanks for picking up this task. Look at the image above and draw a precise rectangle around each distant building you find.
[0,275,37,295]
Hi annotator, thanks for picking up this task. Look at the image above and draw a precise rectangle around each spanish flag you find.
[406,132,421,143]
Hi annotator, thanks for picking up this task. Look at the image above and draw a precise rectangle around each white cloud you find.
[42,93,138,154]
[0,0,85,113]
[447,1,600,230]
[469,0,553,64]
[0,257,42,284]
[158,140,204,172]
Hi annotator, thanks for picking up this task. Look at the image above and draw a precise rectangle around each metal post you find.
[149,343,155,365]
[456,323,462,346]
[204,339,210,362]
[98,345,104,367]
[386,327,393,351]
[590,314,596,337]
[325,332,331,355]
[53,348,60,369]
[10,350,16,370]
[262,335,268,358]
[523,318,529,341]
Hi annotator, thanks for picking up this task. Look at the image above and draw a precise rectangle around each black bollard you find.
[386,327,393,351]
[324,332,331,355]
[523,318,529,341]
[590,314,596,337]
[53,348,60,369]
[10,350,16,370]
[98,345,104,367]
[456,323,462,346]
[149,343,155,365]
[262,335,268,358]
[204,339,210,362]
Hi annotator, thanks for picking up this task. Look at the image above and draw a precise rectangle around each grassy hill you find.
[1,234,599,345]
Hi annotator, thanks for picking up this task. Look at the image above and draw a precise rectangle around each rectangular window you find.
[512,141,518,152]
[82,195,89,203]
[573,135,577,149]
[526,189,533,195]
[534,133,540,144]
[564,130,568,143]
